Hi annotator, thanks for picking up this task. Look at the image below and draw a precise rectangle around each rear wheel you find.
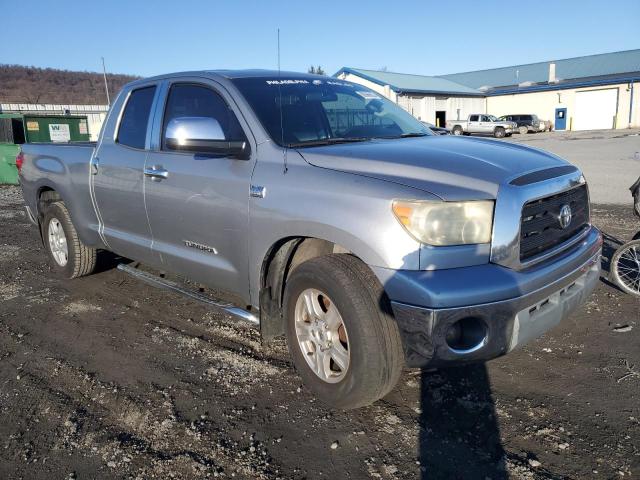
[494,127,506,138]
[452,126,463,136]
[611,240,640,297]
[284,254,404,409]
[43,202,97,279]
[518,126,528,135]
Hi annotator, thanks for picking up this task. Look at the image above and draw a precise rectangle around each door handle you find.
[144,166,169,180]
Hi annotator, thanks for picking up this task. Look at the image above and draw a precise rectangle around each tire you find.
[283,254,404,409]
[610,239,640,297]
[494,127,505,138]
[43,201,97,279]
[452,126,463,136]
[518,126,528,135]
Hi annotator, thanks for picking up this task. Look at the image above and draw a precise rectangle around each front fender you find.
[248,148,432,306]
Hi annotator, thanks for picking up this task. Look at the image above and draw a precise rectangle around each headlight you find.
[392,200,494,246]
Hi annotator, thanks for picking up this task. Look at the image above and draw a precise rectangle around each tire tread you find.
[47,202,97,278]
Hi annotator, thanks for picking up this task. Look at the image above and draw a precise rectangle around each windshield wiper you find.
[286,137,371,148]
[374,132,430,139]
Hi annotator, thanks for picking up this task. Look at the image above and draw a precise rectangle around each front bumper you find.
[388,229,602,368]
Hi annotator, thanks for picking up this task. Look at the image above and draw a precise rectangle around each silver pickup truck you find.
[18,70,602,409]
[447,114,516,138]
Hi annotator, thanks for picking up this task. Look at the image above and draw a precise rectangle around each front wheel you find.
[494,127,506,138]
[611,240,640,297]
[518,126,528,135]
[284,254,404,409]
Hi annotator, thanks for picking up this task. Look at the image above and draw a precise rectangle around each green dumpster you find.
[0,114,91,185]
[0,114,23,185]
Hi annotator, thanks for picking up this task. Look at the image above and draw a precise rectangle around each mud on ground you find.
[0,186,638,479]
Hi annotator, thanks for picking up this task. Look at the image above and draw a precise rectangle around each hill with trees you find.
[0,65,139,105]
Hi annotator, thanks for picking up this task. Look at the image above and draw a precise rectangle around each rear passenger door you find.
[92,84,160,265]
[143,80,255,298]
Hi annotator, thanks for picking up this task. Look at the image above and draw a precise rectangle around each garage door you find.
[573,88,618,130]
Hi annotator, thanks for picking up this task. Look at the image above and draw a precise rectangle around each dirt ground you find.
[0,185,638,480]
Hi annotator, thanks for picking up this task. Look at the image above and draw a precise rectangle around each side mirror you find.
[164,117,250,159]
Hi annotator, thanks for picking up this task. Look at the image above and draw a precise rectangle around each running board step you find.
[116,263,259,325]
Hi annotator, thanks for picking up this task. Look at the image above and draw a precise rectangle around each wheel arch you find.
[34,186,64,243]
[258,236,373,342]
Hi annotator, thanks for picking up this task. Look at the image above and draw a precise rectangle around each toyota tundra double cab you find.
[18,70,602,409]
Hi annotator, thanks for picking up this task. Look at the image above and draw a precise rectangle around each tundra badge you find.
[184,240,218,254]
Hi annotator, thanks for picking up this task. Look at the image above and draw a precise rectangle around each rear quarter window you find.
[117,86,156,149]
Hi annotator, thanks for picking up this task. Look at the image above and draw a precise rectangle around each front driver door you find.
[144,80,255,298]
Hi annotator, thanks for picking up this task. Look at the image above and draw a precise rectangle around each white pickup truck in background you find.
[447,114,516,138]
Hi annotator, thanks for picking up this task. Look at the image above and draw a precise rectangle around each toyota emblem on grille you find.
[558,204,572,229]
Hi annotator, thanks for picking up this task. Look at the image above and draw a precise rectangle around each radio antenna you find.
[101,57,111,106]
[277,28,288,174]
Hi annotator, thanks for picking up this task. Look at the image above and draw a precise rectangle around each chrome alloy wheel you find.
[294,288,350,383]
[614,243,640,295]
[48,217,68,267]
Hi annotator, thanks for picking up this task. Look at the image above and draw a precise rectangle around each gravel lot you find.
[1,135,639,479]
[505,129,640,205]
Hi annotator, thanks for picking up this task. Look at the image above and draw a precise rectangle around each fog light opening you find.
[445,317,488,354]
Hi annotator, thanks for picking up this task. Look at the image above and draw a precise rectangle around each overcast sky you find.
[3,0,639,77]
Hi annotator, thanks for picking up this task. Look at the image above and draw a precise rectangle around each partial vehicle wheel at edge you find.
[610,239,640,297]
[43,201,97,279]
[284,254,404,409]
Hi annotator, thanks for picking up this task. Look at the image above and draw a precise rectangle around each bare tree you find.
[0,64,139,104]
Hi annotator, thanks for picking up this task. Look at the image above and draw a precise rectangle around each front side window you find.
[231,77,430,146]
[162,84,245,150]
[117,86,156,149]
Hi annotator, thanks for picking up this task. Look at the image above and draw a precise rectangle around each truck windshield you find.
[231,77,431,147]
[487,115,499,122]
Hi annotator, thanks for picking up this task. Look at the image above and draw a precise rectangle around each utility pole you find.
[101,57,111,106]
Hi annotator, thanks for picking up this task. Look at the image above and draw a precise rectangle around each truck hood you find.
[297,136,571,200]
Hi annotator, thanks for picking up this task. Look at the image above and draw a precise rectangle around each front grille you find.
[520,184,589,261]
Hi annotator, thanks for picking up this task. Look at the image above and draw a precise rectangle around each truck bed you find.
[20,141,101,248]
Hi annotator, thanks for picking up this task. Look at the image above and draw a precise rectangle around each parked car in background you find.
[498,114,542,134]
[446,114,515,138]
[421,121,449,135]
[18,71,602,409]
[539,119,552,132]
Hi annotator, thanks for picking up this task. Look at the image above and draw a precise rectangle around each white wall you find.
[0,103,109,140]
[486,82,640,130]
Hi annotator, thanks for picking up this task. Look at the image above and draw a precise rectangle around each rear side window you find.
[162,83,245,150]
[117,86,156,149]
[469,115,479,121]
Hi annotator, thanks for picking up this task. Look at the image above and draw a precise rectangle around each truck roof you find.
[126,69,324,87]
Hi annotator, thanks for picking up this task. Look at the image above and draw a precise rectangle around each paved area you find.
[504,129,640,205]
[0,184,639,479]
